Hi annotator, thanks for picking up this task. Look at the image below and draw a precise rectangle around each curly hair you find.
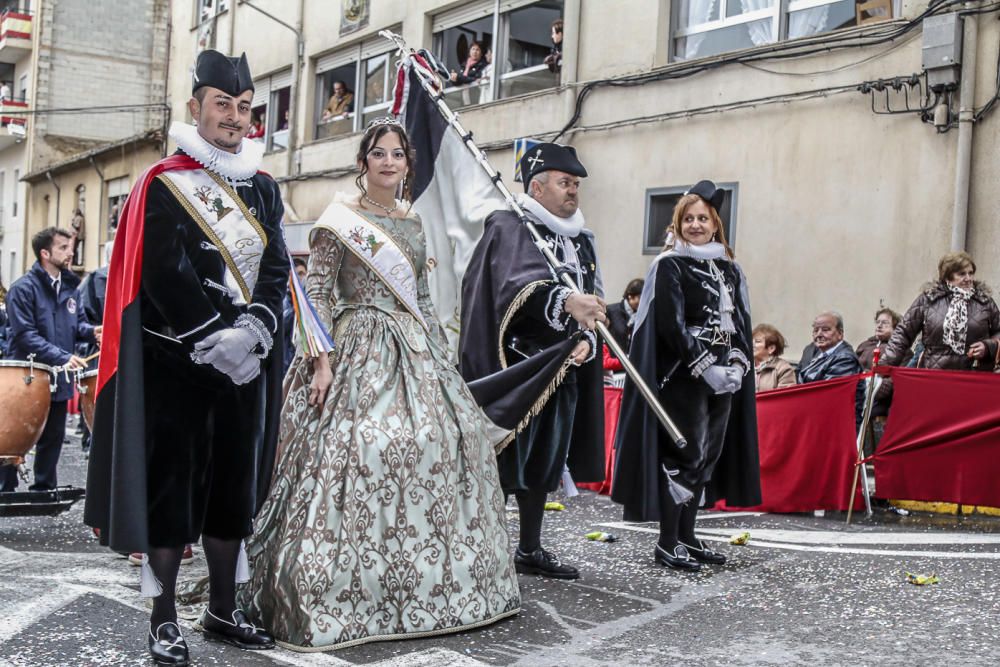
[354,122,415,204]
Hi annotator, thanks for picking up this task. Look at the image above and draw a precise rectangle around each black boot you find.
[656,466,700,570]
[202,609,275,650]
[148,621,189,665]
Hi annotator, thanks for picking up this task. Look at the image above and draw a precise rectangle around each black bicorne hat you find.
[519,142,588,192]
[686,180,726,212]
[192,50,254,97]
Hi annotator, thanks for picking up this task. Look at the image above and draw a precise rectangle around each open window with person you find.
[314,62,357,140]
[268,86,291,151]
[431,0,563,107]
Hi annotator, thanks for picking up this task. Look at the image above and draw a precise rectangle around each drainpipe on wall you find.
[561,0,581,123]
[89,156,105,265]
[45,170,60,228]
[951,11,978,252]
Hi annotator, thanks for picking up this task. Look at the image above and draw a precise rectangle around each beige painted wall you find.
[24,143,162,272]
[168,0,1000,359]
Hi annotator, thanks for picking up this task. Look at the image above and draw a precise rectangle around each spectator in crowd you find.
[246,112,265,139]
[76,242,114,454]
[321,80,354,120]
[279,109,290,131]
[797,311,862,383]
[282,257,308,375]
[882,251,1000,371]
[856,308,906,370]
[450,41,487,85]
[0,227,99,491]
[753,323,796,391]
[478,49,494,104]
[606,278,643,354]
[0,81,10,101]
[544,19,563,73]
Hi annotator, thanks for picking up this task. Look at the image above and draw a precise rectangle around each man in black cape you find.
[84,50,285,664]
[460,143,606,580]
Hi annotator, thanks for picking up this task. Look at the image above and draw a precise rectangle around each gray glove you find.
[724,365,744,393]
[193,328,260,385]
[701,365,737,394]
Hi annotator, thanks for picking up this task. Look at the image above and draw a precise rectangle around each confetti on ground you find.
[905,572,940,586]
[585,531,618,542]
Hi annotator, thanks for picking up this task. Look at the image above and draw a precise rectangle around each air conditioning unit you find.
[7,122,25,138]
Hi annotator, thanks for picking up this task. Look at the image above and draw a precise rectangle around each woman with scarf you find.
[239,118,520,650]
[882,251,1000,371]
[449,41,487,85]
[612,180,760,571]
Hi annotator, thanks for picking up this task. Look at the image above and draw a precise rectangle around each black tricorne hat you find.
[519,142,588,192]
[192,50,254,97]
[685,180,725,212]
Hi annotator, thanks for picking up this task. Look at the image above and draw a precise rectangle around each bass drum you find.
[0,360,55,464]
[76,370,99,431]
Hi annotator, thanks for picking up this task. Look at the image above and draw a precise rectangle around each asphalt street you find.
[2,417,999,666]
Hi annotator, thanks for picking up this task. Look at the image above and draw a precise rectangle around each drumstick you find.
[81,352,100,364]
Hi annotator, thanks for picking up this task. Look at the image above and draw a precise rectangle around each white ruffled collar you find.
[667,238,728,261]
[169,121,264,183]
[517,192,586,237]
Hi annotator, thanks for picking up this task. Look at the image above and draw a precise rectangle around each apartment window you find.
[672,0,890,61]
[0,171,5,225]
[195,0,229,25]
[18,73,26,103]
[106,176,129,238]
[11,167,17,217]
[643,184,738,254]
[251,69,292,152]
[432,0,563,108]
[312,35,396,140]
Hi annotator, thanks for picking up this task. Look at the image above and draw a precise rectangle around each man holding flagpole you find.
[460,143,606,580]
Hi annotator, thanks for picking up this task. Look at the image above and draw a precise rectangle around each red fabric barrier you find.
[871,367,1000,507]
[578,386,623,495]
[720,375,864,513]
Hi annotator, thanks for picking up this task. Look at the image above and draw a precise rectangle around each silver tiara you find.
[365,115,402,130]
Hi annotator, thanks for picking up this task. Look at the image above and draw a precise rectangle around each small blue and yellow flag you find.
[513,138,541,183]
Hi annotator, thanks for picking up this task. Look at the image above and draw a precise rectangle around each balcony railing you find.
[0,98,26,126]
[0,9,31,41]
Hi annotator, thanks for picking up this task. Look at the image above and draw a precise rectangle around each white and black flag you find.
[391,53,506,353]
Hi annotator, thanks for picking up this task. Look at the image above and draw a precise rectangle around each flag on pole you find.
[513,137,541,183]
[391,53,507,353]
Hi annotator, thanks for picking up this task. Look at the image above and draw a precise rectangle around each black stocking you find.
[202,535,240,617]
[679,485,704,547]
[657,467,682,551]
[147,546,183,627]
[514,489,547,553]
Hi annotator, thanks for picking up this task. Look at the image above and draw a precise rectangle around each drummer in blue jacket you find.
[1,227,100,492]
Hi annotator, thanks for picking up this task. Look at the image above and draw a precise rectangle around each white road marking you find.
[597,522,1000,559]
[696,511,764,520]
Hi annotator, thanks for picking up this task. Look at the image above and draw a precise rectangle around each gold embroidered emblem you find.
[349,226,384,257]
[193,185,234,221]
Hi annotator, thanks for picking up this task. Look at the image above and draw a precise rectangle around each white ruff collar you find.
[667,239,728,261]
[169,121,263,183]
[517,193,585,237]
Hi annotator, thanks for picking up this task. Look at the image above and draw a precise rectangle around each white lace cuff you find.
[235,313,273,359]
[689,350,718,378]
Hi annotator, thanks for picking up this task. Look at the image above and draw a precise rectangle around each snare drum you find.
[75,369,99,431]
[0,359,55,463]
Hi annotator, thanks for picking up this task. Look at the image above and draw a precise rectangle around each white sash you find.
[312,201,429,331]
[157,169,267,305]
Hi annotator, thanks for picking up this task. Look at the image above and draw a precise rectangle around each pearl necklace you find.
[363,195,397,215]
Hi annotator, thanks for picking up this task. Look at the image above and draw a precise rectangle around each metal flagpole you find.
[380,30,687,449]
[846,352,880,524]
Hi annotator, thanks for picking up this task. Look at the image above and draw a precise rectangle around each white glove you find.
[701,366,734,394]
[724,365,744,393]
[193,328,260,385]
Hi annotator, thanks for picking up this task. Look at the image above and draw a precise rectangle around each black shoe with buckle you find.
[654,543,701,571]
[514,547,580,580]
[202,609,275,650]
[148,621,189,666]
[682,539,727,565]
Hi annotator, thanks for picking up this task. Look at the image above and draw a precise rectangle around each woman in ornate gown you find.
[239,119,520,651]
